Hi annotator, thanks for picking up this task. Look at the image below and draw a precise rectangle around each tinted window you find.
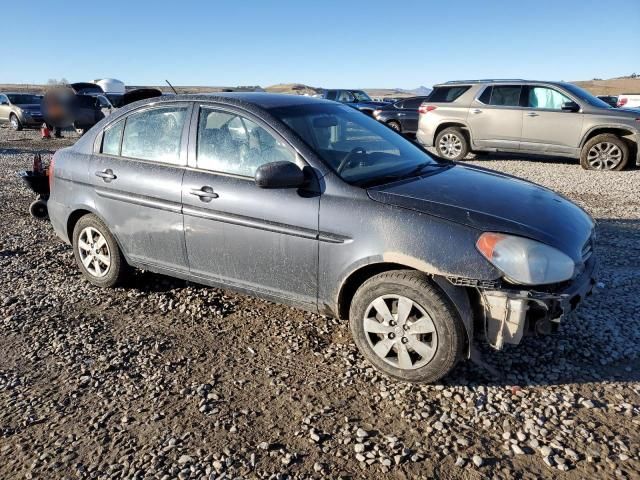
[7,94,41,104]
[527,87,571,110]
[121,106,188,164]
[326,90,337,101]
[489,86,522,106]
[197,108,295,177]
[402,98,424,109]
[271,103,439,187]
[478,86,492,104]
[429,86,470,103]
[101,119,124,155]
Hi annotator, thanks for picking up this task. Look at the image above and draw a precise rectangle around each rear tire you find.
[72,214,129,288]
[435,127,469,161]
[387,120,402,133]
[10,114,22,131]
[349,270,465,383]
[580,134,629,170]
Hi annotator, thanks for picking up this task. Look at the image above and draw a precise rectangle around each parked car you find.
[617,93,640,109]
[320,89,388,115]
[416,80,640,170]
[596,95,618,108]
[0,93,44,130]
[48,93,597,383]
[373,96,430,135]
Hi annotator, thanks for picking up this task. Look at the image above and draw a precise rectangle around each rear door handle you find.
[190,186,219,202]
[95,169,116,181]
[527,112,539,117]
[472,109,482,114]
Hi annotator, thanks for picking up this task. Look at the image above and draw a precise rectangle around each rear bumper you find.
[479,257,597,349]
[47,199,71,244]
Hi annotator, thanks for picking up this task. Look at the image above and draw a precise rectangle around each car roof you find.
[433,79,571,87]
[139,92,334,110]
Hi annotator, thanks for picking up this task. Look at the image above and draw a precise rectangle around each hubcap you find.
[587,142,622,170]
[363,295,438,370]
[389,122,400,131]
[77,227,111,278]
[10,117,18,129]
[438,133,462,158]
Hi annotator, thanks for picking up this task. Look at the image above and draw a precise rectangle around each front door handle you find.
[190,186,219,202]
[527,112,539,117]
[472,109,482,114]
[95,169,116,181]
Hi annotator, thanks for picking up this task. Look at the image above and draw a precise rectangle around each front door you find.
[182,105,319,308]
[89,103,192,272]
[467,85,523,150]
[520,85,584,154]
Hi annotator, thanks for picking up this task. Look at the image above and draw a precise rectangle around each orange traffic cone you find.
[41,123,51,139]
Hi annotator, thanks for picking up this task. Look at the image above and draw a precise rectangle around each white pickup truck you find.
[617,93,640,108]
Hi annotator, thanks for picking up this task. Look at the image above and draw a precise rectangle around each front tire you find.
[580,134,629,170]
[10,114,22,131]
[387,120,402,133]
[435,127,469,161]
[72,214,129,288]
[349,271,465,383]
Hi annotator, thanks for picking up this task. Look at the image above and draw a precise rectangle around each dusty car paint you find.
[48,93,597,360]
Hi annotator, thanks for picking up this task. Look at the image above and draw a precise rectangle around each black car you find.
[372,96,430,135]
[596,95,618,108]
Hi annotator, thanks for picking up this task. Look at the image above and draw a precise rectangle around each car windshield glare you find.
[270,103,440,187]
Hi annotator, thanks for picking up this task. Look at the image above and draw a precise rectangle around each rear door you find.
[181,104,319,308]
[398,97,423,133]
[467,85,523,150]
[520,85,584,154]
[90,102,192,272]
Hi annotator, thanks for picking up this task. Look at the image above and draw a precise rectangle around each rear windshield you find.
[428,86,470,103]
[7,94,42,104]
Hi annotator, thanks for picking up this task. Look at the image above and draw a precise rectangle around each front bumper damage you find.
[477,257,597,350]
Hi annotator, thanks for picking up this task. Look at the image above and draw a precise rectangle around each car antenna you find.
[165,79,178,94]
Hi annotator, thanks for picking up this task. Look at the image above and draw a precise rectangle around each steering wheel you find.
[337,147,366,173]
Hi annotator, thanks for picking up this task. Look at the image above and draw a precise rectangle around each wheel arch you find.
[66,208,129,263]
[580,126,637,148]
[433,122,472,146]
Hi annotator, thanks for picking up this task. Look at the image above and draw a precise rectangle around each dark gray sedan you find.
[47,93,597,383]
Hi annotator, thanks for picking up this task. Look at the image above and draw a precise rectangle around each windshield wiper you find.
[356,162,452,188]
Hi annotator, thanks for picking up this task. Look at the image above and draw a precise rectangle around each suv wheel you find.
[349,271,465,383]
[10,114,22,131]
[435,127,469,161]
[72,214,129,288]
[580,134,629,171]
[387,120,401,133]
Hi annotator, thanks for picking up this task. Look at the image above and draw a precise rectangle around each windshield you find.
[270,103,441,187]
[562,83,612,109]
[7,94,42,105]
[352,90,372,102]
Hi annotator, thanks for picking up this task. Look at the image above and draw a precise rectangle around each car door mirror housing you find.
[255,161,306,189]
[561,101,580,112]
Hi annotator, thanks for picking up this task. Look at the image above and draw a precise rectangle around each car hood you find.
[367,164,595,261]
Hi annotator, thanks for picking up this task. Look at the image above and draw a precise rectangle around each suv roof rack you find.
[442,79,527,84]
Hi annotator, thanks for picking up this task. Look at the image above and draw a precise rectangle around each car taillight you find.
[418,105,437,114]
[617,97,627,107]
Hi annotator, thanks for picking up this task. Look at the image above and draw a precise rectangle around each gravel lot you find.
[1,126,639,479]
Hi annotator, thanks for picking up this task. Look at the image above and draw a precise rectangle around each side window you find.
[120,106,188,164]
[197,108,296,177]
[489,86,522,107]
[101,119,124,155]
[477,86,492,104]
[337,91,355,102]
[325,90,337,101]
[0,95,6,104]
[527,86,572,110]
[429,86,470,103]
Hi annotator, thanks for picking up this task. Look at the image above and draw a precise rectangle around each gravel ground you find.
[1,126,639,479]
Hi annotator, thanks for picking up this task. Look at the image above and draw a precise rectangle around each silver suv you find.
[416,80,640,170]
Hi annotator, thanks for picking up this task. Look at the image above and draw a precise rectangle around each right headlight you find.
[476,232,575,285]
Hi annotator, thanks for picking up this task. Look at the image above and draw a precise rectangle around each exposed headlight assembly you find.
[476,232,575,285]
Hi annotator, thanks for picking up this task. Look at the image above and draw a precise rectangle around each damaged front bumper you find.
[477,257,597,349]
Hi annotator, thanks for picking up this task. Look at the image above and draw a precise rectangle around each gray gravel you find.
[1,127,639,479]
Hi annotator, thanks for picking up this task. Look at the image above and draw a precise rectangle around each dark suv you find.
[48,93,596,383]
[320,89,387,115]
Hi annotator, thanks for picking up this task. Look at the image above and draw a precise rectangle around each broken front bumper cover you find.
[479,257,597,349]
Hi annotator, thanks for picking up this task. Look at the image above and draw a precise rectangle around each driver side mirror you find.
[561,101,580,112]
[255,161,306,189]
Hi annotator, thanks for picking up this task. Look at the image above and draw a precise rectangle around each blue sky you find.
[3,0,638,88]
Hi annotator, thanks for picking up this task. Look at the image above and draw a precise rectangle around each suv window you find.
[197,108,296,177]
[337,90,355,102]
[101,119,124,155]
[527,86,571,110]
[488,85,522,107]
[428,86,470,103]
[478,86,492,104]
[120,106,188,164]
[325,90,337,101]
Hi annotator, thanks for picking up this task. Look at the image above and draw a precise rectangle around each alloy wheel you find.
[10,116,19,130]
[363,295,438,370]
[587,142,623,170]
[77,226,111,278]
[438,133,462,159]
